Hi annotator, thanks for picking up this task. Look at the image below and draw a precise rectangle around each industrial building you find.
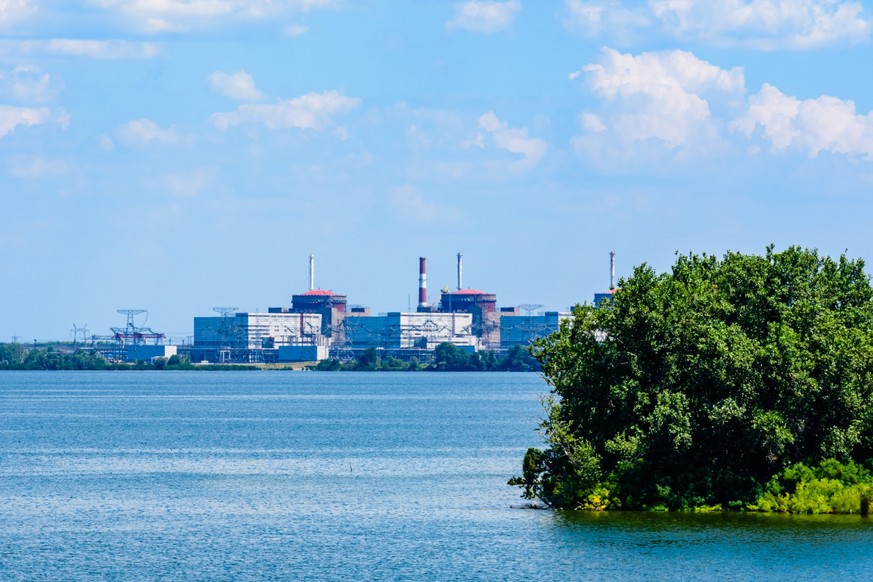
[182,251,610,363]
[192,311,324,363]
[343,311,476,352]
[500,312,571,349]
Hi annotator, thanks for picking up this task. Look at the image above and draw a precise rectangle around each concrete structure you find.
[125,344,177,362]
[344,312,475,351]
[439,289,499,348]
[290,290,347,338]
[193,311,323,363]
[278,344,328,362]
[500,311,571,349]
[593,290,616,306]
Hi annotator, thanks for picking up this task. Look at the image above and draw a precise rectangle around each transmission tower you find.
[70,323,90,346]
[118,309,147,332]
[517,304,545,345]
[111,309,165,347]
[213,307,238,318]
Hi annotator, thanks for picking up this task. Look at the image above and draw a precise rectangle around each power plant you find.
[81,252,618,363]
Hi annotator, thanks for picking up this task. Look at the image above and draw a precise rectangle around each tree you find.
[512,247,873,510]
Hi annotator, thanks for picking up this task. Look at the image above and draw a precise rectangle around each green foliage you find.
[512,247,873,511]
[309,344,541,372]
[749,459,873,514]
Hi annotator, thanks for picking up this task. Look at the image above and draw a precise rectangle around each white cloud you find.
[477,111,547,169]
[91,0,337,34]
[210,90,360,131]
[578,48,744,149]
[0,105,69,137]
[116,118,188,147]
[7,156,67,178]
[447,0,521,33]
[564,0,872,49]
[208,70,263,101]
[0,0,34,29]
[162,168,215,197]
[0,66,57,104]
[580,112,606,133]
[282,23,309,37]
[0,39,164,59]
[733,83,873,159]
[387,185,463,225]
[564,0,651,38]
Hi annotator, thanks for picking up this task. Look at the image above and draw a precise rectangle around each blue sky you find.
[3,0,873,342]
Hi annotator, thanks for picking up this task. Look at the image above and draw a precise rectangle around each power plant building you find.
[500,312,571,349]
[343,312,475,351]
[193,311,323,362]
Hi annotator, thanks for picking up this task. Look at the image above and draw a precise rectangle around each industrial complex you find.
[86,253,618,364]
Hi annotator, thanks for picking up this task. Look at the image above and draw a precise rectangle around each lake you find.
[0,371,870,580]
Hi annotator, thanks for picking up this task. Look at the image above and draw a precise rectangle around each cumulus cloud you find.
[733,83,873,159]
[0,0,34,29]
[477,111,547,169]
[564,0,872,49]
[116,118,188,147]
[0,39,163,59]
[210,90,360,131]
[208,70,263,101]
[577,48,744,150]
[282,23,310,37]
[0,105,69,138]
[447,0,521,33]
[91,0,337,34]
[0,66,58,103]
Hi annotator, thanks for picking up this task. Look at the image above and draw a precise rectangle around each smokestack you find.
[609,251,616,290]
[418,257,427,309]
[457,252,463,291]
[309,254,315,291]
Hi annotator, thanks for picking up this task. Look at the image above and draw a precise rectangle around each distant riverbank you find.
[0,343,539,372]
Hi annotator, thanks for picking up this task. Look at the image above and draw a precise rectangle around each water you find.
[0,371,870,580]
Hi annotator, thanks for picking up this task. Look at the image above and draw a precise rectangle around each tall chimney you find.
[309,254,315,291]
[609,251,616,290]
[418,257,427,309]
[457,252,463,291]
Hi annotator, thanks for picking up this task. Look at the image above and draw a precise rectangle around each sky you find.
[3,0,873,342]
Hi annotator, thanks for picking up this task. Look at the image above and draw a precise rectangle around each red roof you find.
[301,289,334,296]
[451,289,488,295]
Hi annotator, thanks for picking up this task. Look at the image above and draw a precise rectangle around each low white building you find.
[193,311,324,362]
[344,312,476,351]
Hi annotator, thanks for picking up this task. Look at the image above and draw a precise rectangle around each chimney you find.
[457,252,463,291]
[609,251,616,290]
[418,257,427,309]
[309,254,315,291]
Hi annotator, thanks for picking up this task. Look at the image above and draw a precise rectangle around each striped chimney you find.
[418,257,427,308]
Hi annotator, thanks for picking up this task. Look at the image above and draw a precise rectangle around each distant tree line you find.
[312,343,541,372]
[0,344,258,371]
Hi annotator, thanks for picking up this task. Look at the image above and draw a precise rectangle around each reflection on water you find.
[0,371,870,580]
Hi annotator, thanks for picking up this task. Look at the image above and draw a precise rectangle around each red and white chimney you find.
[418,256,428,309]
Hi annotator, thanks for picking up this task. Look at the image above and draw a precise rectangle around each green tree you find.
[356,347,380,370]
[432,342,473,371]
[513,247,873,510]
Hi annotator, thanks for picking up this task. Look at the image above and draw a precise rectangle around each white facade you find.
[125,344,177,362]
[344,312,476,350]
[194,312,324,350]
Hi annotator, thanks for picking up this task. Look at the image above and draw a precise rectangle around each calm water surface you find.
[0,371,870,580]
